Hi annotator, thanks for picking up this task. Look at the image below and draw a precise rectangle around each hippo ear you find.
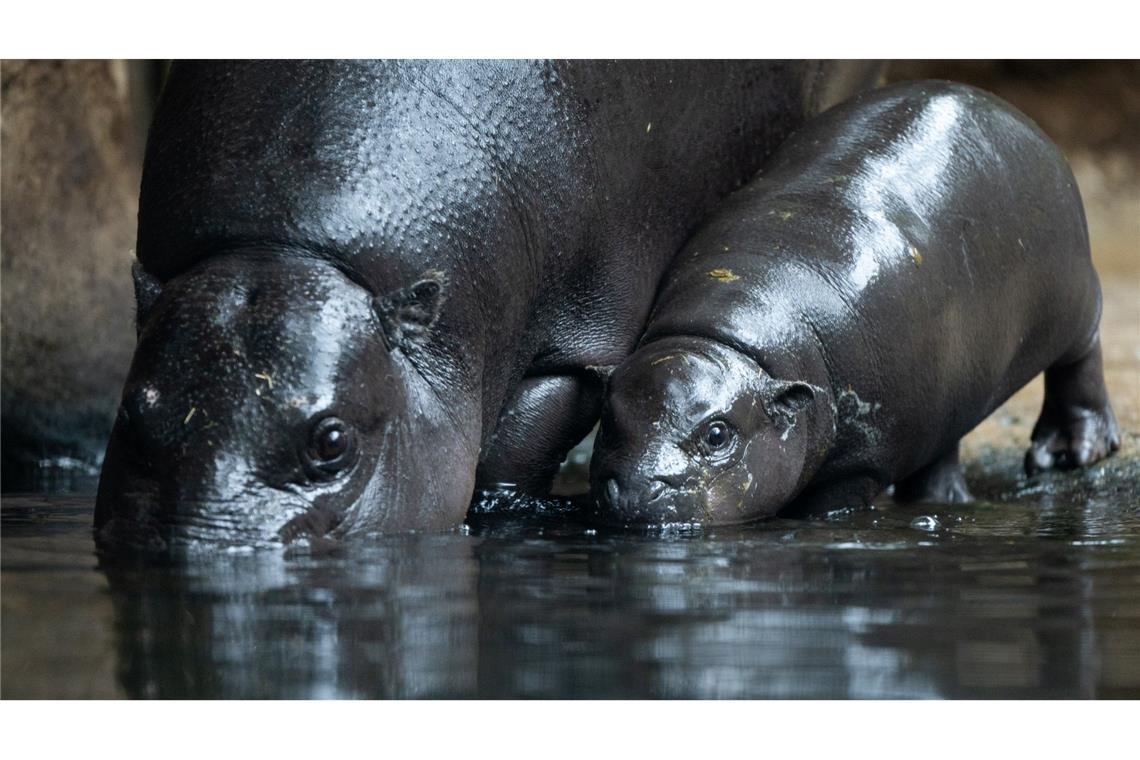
[374,271,448,351]
[132,261,163,334]
[761,378,820,432]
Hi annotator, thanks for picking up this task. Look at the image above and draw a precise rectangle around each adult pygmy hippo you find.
[95,60,883,550]
[591,80,1120,526]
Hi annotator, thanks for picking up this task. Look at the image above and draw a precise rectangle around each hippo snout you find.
[603,476,666,509]
[592,473,695,526]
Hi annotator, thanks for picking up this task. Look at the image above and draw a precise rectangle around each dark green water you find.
[3,451,1139,699]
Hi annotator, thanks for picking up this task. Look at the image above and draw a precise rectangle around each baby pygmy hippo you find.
[590,80,1120,526]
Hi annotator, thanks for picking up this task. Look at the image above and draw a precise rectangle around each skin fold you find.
[591,80,1120,527]
[94,60,883,550]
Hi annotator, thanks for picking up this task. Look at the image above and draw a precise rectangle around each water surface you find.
[3,450,1139,699]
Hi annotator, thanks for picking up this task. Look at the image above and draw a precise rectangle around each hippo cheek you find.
[700,465,767,524]
[322,412,479,536]
[637,486,708,524]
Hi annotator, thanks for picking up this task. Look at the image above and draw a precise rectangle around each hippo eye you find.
[305,416,355,475]
[697,419,736,458]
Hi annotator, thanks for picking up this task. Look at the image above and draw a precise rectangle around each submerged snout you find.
[94,408,342,553]
[95,493,287,554]
[602,476,666,511]
[94,450,318,553]
[591,470,704,526]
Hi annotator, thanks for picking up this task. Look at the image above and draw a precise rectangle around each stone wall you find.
[1,60,154,489]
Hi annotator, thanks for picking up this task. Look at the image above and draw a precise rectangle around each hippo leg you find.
[894,444,972,504]
[1025,335,1121,475]
[476,373,605,494]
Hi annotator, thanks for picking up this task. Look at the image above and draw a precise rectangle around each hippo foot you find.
[1024,403,1120,475]
[894,445,973,504]
[1025,336,1121,476]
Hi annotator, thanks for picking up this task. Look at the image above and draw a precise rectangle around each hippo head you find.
[95,253,478,552]
[590,337,831,526]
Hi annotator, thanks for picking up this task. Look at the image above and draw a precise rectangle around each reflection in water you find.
[103,537,481,698]
[3,462,1139,698]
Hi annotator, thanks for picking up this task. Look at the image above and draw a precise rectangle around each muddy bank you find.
[1,61,154,489]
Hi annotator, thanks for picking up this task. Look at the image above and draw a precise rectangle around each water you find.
[3,450,1139,699]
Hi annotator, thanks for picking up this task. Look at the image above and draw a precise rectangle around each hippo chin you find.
[590,81,1119,527]
[95,60,883,551]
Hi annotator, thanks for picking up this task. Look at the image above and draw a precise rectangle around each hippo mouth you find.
[587,473,786,530]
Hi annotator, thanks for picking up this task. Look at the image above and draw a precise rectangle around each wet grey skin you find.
[590,80,1121,527]
[94,60,884,551]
